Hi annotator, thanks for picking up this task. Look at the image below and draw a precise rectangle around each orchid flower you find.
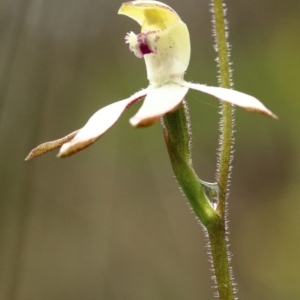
[26,0,276,160]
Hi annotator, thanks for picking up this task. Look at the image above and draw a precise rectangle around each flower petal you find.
[130,83,189,127]
[184,81,277,119]
[58,89,148,158]
[25,130,79,160]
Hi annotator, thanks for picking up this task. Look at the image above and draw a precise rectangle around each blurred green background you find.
[0,0,299,299]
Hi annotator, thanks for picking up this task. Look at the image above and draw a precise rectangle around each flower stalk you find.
[164,0,237,298]
[162,102,217,226]
[162,102,235,299]
[162,105,232,299]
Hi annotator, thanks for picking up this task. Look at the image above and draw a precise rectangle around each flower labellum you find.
[26,0,277,160]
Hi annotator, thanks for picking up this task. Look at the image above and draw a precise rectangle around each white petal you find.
[184,81,277,119]
[130,83,189,127]
[58,89,148,157]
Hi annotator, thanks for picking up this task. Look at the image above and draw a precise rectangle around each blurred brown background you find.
[0,0,299,299]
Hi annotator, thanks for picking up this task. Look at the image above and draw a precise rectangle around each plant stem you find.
[163,1,236,298]
[162,101,235,299]
[162,102,216,226]
[211,0,234,217]
[207,219,234,299]
[210,0,236,298]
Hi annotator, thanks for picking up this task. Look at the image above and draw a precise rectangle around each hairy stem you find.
[162,101,234,299]
[163,1,236,298]
[211,0,234,216]
[210,0,236,298]
[162,102,216,226]
[207,219,233,299]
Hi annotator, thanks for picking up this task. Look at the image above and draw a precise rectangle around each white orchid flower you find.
[26,0,276,160]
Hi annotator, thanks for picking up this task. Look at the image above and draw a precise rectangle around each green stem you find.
[211,0,236,298]
[207,219,234,300]
[162,102,216,226]
[162,102,234,299]
[163,1,236,298]
[211,0,234,217]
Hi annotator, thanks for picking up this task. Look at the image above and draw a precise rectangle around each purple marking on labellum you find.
[139,43,153,55]
[137,32,156,56]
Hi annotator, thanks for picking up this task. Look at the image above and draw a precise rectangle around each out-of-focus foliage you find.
[0,0,299,299]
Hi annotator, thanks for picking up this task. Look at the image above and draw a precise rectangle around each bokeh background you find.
[0,0,299,299]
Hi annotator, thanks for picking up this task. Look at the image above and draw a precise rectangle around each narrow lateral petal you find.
[25,130,79,160]
[130,83,189,127]
[184,81,277,119]
[58,89,147,158]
